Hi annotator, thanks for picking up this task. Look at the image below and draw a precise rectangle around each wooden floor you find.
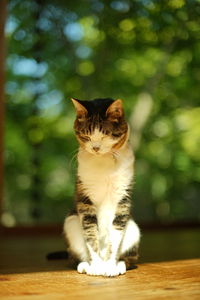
[0,228,200,299]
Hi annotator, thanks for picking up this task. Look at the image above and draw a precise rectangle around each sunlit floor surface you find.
[0,228,200,300]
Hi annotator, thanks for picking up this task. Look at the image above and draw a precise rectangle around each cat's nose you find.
[93,146,100,152]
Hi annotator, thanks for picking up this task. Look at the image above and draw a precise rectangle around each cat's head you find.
[71,98,129,155]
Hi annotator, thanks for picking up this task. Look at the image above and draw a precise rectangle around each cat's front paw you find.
[77,260,105,276]
[103,260,126,277]
[117,261,126,275]
[87,260,106,276]
[77,260,126,277]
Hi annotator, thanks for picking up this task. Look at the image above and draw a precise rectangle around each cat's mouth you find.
[91,150,102,155]
[87,148,107,155]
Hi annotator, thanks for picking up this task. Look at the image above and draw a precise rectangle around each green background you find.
[3,0,200,226]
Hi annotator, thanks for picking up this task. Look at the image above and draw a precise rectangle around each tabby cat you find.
[63,98,140,277]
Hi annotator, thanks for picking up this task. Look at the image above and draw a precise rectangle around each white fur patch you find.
[77,260,126,277]
[120,219,140,254]
[84,128,117,155]
[63,215,89,261]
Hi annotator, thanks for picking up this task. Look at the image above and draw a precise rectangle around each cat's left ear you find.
[71,98,88,121]
[106,99,124,121]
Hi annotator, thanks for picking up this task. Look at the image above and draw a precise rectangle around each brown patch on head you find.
[112,130,128,150]
[105,99,128,142]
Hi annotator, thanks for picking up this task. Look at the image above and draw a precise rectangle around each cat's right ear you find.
[71,98,88,121]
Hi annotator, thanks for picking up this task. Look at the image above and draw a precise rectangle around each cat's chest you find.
[79,154,115,178]
[78,154,117,189]
[78,151,133,206]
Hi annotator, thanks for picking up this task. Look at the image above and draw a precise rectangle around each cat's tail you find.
[46,251,68,260]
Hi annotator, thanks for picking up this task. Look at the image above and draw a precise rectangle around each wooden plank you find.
[0,259,199,300]
[0,0,6,215]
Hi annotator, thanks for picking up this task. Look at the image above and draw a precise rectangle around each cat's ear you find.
[106,99,124,121]
[71,98,88,121]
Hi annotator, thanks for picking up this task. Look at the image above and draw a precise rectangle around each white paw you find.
[103,260,126,277]
[77,262,90,274]
[87,260,106,276]
[77,260,105,276]
[77,260,126,277]
[117,261,126,275]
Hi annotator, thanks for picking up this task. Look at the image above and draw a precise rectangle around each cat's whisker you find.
[69,148,79,157]
[68,148,79,169]
[112,150,120,159]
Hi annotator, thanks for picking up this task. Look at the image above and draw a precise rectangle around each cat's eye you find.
[112,133,121,138]
[79,135,91,142]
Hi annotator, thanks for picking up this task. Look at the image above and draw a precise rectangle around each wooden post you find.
[0,0,6,215]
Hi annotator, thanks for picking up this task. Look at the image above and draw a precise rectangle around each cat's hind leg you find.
[119,219,140,270]
[63,214,89,269]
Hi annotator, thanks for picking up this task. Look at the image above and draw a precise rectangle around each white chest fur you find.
[78,146,134,209]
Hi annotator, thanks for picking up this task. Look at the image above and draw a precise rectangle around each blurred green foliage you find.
[3,0,200,226]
